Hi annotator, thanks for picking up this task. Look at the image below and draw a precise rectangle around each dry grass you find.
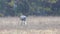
[0,16,60,25]
[0,29,60,34]
[0,16,60,34]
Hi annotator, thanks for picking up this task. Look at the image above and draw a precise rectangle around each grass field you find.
[0,16,60,34]
[0,29,60,34]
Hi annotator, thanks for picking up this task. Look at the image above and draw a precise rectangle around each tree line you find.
[0,0,60,17]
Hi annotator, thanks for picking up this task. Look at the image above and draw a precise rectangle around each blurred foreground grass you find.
[0,29,60,34]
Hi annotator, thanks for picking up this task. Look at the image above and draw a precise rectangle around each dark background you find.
[0,0,60,16]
